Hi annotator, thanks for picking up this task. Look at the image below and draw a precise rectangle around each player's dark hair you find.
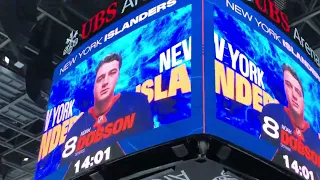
[282,64,304,95]
[96,53,122,73]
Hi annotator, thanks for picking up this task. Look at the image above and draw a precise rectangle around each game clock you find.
[61,135,114,175]
[74,147,111,174]
[282,155,315,180]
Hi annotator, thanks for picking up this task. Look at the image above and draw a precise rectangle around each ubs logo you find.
[81,2,118,40]
[253,0,290,33]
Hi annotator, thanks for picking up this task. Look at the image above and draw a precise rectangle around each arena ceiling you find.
[0,0,319,179]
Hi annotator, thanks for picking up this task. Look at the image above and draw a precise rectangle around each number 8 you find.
[262,116,280,139]
[62,136,78,158]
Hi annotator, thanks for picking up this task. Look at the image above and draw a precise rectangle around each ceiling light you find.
[23,157,29,161]
[4,56,9,64]
[14,61,24,68]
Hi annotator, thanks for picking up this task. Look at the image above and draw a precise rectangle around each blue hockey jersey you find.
[61,92,154,163]
[259,103,320,178]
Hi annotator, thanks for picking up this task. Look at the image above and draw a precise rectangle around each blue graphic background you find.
[36,5,192,180]
[213,7,320,137]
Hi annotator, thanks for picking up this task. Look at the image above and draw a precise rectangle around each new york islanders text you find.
[214,33,279,112]
[38,112,82,161]
[136,37,192,102]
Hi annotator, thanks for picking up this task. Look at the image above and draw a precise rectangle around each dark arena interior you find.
[0,0,319,179]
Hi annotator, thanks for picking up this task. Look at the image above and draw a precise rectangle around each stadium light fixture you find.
[14,61,24,68]
[4,56,9,64]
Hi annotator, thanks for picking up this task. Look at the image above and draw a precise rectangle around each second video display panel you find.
[206,0,320,179]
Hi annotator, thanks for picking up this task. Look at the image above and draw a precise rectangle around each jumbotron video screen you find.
[35,0,320,179]
[35,0,204,179]
[206,0,320,179]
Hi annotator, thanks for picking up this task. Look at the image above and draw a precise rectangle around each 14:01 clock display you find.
[74,147,111,174]
[283,155,315,180]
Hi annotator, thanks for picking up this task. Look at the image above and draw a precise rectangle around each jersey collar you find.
[88,93,121,125]
[284,107,309,141]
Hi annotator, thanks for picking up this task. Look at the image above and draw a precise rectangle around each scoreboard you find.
[36,0,201,179]
[206,0,320,179]
[35,0,320,179]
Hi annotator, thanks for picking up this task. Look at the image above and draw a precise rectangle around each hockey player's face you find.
[283,70,304,117]
[94,61,120,102]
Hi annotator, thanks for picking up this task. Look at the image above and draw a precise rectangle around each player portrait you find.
[282,64,308,138]
[259,64,314,143]
[259,64,319,176]
[61,53,154,162]
[88,53,153,129]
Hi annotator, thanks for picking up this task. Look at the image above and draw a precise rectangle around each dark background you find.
[0,0,318,179]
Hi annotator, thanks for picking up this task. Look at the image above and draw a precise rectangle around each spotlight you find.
[4,56,9,64]
[14,61,24,68]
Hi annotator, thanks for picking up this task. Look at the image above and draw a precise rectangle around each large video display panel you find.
[206,0,320,179]
[35,0,203,179]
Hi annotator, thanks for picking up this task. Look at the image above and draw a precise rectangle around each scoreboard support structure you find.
[73,134,303,180]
